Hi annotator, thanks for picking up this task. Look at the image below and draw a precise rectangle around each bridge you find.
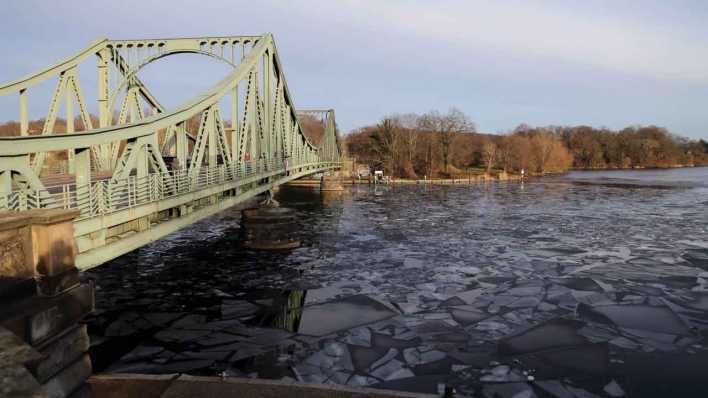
[0,33,341,270]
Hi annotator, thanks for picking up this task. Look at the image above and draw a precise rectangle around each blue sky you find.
[1,0,707,139]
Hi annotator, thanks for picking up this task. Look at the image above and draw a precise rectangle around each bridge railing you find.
[0,158,340,220]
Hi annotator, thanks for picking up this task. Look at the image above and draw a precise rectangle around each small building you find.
[356,166,371,177]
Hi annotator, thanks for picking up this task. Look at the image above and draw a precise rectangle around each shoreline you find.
[287,173,523,187]
[569,164,708,171]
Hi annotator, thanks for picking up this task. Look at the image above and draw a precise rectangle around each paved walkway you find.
[88,374,440,398]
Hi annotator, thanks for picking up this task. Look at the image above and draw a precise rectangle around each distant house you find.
[356,165,370,177]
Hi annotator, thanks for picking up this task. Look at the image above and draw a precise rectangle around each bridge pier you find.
[240,191,300,250]
[321,173,344,191]
[0,209,94,398]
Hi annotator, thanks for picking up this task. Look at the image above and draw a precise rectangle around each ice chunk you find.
[298,295,397,336]
[534,380,576,398]
[455,289,484,305]
[482,383,537,398]
[403,347,446,366]
[498,318,587,355]
[451,308,489,325]
[369,348,398,370]
[578,303,690,335]
[604,380,625,397]
[221,301,260,319]
[370,359,409,380]
[304,286,342,304]
[341,327,372,347]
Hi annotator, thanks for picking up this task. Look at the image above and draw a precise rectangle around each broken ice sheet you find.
[370,359,413,381]
[87,180,708,395]
[498,318,588,355]
[298,295,397,336]
[482,382,537,398]
[577,303,691,335]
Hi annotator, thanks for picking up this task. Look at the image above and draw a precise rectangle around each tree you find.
[418,108,475,175]
[482,139,497,174]
[529,131,573,174]
[369,118,402,175]
[496,135,513,172]
[392,113,420,178]
[299,113,326,145]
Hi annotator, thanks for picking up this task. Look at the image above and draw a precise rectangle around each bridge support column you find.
[240,191,300,250]
[0,209,94,398]
[320,173,344,191]
[66,88,76,174]
[176,123,188,170]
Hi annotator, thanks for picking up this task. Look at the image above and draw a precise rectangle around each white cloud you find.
[303,0,708,81]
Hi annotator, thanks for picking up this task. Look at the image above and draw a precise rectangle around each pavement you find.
[88,374,440,398]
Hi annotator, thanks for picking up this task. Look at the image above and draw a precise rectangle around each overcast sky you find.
[1,0,707,138]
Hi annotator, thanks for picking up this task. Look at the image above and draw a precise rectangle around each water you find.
[84,167,708,397]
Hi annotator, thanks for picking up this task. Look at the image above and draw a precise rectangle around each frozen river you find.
[85,167,708,397]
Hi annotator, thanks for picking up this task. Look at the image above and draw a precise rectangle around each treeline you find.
[553,124,707,169]
[345,109,708,178]
[346,108,573,178]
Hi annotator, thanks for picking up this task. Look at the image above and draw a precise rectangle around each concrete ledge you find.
[26,209,82,225]
[0,211,33,231]
[88,374,439,398]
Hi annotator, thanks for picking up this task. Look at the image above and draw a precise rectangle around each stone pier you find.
[320,174,344,191]
[240,193,301,250]
[0,209,94,398]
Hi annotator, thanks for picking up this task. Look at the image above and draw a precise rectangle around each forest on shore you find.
[1,110,707,178]
[343,108,708,178]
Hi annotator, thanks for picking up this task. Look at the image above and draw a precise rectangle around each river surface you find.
[84,167,708,398]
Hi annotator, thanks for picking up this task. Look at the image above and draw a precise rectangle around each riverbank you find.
[570,164,707,171]
[287,172,523,187]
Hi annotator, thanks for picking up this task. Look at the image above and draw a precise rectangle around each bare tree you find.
[482,139,497,174]
[395,113,419,165]
[530,131,573,174]
[418,108,475,174]
[496,135,513,172]
[369,118,402,175]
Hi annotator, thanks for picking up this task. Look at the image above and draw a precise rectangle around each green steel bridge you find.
[0,34,341,270]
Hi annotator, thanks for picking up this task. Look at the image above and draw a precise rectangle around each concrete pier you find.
[0,209,94,398]
[240,194,301,250]
[320,175,344,191]
[87,374,438,398]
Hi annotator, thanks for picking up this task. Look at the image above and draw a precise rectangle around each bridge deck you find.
[0,33,341,269]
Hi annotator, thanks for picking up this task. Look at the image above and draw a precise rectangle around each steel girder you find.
[0,34,341,268]
[0,33,340,192]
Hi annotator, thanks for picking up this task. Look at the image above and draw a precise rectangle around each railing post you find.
[97,181,105,215]
[0,170,10,210]
[75,147,91,217]
[18,190,27,211]
[106,180,113,212]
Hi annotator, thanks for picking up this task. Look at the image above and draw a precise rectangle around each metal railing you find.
[1,157,340,220]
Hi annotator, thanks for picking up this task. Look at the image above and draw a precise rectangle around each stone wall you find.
[0,209,94,398]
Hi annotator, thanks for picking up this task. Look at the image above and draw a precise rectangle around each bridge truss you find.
[0,34,341,269]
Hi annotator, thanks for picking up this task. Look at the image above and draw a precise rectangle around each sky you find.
[1,0,707,139]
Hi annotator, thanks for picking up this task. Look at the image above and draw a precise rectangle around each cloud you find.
[1,0,707,138]
[303,0,708,82]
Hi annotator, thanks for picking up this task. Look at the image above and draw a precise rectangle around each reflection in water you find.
[320,189,344,205]
[249,290,307,333]
[85,169,708,397]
